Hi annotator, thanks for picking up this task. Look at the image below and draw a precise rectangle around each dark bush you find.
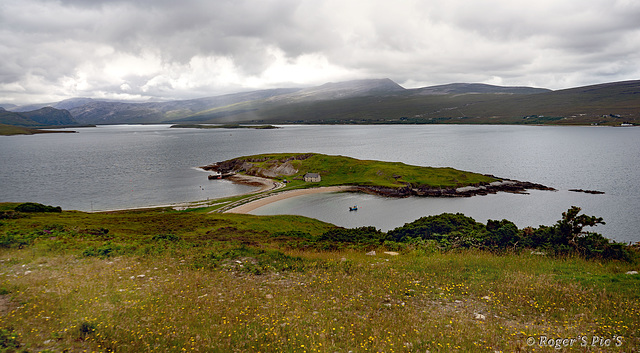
[78,321,96,334]
[0,211,24,220]
[388,207,632,261]
[484,219,520,249]
[76,321,97,341]
[152,233,180,242]
[271,231,314,240]
[81,228,110,237]
[316,226,386,244]
[14,202,61,213]
[388,213,484,242]
[519,207,630,261]
[0,231,36,249]
[82,242,121,258]
[0,327,20,350]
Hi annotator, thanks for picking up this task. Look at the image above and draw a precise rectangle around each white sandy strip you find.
[225,186,358,214]
[227,174,281,193]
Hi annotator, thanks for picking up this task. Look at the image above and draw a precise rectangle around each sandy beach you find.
[227,174,282,193]
[225,185,358,214]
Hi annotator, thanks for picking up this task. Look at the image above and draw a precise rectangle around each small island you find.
[170,124,279,129]
[201,153,555,212]
[569,188,605,194]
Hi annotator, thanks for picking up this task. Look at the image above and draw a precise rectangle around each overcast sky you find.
[1,0,639,105]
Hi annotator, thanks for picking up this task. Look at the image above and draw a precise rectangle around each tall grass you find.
[0,206,638,352]
[2,250,638,351]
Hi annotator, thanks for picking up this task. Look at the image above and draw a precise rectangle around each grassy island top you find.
[218,152,499,189]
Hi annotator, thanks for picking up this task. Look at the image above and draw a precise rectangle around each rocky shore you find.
[223,178,556,214]
[569,189,605,194]
[351,178,555,198]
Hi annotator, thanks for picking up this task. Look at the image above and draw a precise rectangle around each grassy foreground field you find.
[1,204,639,352]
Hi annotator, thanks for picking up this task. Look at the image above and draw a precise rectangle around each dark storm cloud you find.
[1,0,639,104]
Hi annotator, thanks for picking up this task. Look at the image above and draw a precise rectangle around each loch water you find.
[1,124,638,243]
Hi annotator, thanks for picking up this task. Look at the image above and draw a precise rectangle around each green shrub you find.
[405,238,441,254]
[0,211,23,220]
[82,242,121,258]
[388,213,484,242]
[0,327,20,350]
[519,207,630,261]
[152,233,180,242]
[388,207,632,261]
[14,202,61,213]
[484,219,520,249]
[80,228,111,240]
[78,321,96,334]
[38,224,67,236]
[447,230,483,249]
[0,231,35,249]
[193,245,308,274]
[382,240,407,252]
[75,321,97,341]
[271,230,314,240]
[316,226,386,244]
[0,224,74,249]
[574,232,631,261]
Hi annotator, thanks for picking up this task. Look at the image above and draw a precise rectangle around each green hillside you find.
[0,107,80,129]
[178,80,640,125]
[7,79,638,126]
[0,110,41,127]
[0,123,77,136]
[216,153,499,190]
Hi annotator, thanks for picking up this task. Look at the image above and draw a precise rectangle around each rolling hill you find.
[408,82,550,95]
[4,79,639,126]
[0,107,79,128]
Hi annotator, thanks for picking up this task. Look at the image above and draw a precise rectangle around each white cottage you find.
[303,173,321,182]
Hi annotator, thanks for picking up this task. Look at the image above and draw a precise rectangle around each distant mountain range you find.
[0,106,78,127]
[2,79,638,127]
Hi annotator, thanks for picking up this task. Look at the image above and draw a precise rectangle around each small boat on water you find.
[349,205,358,211]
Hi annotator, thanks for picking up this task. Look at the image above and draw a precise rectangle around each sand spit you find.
[225,186,358,214]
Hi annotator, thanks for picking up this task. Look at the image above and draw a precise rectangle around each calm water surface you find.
[1,124,638,243]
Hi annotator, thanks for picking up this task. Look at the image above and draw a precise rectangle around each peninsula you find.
[0,123,77,136]
[201,153,555,212]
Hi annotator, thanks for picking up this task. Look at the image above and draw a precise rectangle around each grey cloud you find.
[83,0,325,70]
[1,0,639,104]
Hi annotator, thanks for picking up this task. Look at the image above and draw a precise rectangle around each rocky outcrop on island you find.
[568,189,605,194]
[353,178,555,198]
[201,154,313,179]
